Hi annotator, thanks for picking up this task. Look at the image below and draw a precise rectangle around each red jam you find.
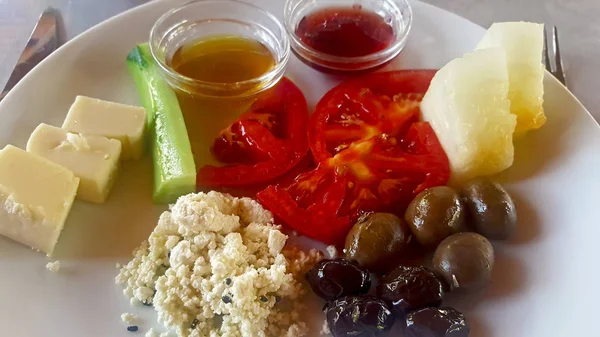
[295,6,395,58]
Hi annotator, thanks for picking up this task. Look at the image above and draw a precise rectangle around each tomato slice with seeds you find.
[309,70,437,162]
[257,70,450,245]
[197,77,309,187]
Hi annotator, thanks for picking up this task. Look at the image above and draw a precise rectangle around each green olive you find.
[404,186,467,248]
[344,213,412,272]
[433,232,494,292]
[460,179,517,240]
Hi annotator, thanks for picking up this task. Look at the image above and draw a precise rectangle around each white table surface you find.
[1,0,598,118]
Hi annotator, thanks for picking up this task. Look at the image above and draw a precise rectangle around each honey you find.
[171,35,275,85]
[167,35,276,166]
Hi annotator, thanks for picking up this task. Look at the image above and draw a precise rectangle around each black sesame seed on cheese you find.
[260,296,268,302]
[222,295,232,304]
[225,278,232,285]
[127,326,139,332]
[191,318,199,329]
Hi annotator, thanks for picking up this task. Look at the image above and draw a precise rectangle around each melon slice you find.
[420,48,517,184]
[476,22,546,134]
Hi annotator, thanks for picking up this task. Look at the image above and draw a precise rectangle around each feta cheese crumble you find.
[116,192,321,337]
[121,313,138,324]
[46,261,61,273]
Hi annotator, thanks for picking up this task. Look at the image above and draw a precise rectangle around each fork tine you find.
[543,25,552,72]
[552,26,567,85]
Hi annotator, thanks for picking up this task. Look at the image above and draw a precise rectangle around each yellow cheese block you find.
[62,96,146,160]
[0,145,80,255]
[26,123,122,204]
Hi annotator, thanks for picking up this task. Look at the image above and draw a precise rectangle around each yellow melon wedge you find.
[476,22,546,135]
[421,48,517,184]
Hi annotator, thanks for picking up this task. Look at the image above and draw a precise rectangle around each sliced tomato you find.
[197,77,309,187]
[258,70,449,245]
[309,70,437,162]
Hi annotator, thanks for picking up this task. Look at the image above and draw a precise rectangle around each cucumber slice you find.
[126,44,196,203]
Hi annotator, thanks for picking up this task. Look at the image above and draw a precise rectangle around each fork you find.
[543,25,567,86]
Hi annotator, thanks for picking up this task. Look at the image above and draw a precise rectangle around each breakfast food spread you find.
[0,145,79,255]
[0,0,552,334]
[62,95,147,160]
[27,123,122,204]
[116,191,322,337]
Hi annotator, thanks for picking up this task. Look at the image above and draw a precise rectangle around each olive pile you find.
[306,179,517,337]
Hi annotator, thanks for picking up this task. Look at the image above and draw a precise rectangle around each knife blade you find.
[0,8,61,101]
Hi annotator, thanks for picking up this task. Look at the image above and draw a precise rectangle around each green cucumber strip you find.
[126,43,196,203]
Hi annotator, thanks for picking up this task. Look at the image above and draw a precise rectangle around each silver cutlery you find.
[544,25,567,86]
[0,8,61,101]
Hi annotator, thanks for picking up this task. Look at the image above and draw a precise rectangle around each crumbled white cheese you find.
[116,192,321,337]
[56,132,92,151]
[4,193,39,223]
[46,261,60,273]
[145,329,158,337]
[116,262,122,269]
[121,313,138,324]
[325,245,338,258]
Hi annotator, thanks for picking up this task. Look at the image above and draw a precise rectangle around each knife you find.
[0,8,61,101]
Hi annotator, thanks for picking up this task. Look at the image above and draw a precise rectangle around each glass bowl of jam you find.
[149,0,290,167]
[284,0,412,74]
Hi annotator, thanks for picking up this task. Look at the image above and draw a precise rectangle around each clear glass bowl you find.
[149,0,290,98]
[284,0,413,74]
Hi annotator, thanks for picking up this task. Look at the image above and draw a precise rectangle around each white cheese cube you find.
[62,96,146,160]
[0,145,80,255]
[26,123,121,204]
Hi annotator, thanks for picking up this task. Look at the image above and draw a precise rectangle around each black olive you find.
[433,232,494,292]
[376,265,445,315]
[325,295,394,337]
[460,179,517,240]
[306,259,371,300]
[344,213,413,272]
[405,307,470,337]
[405,186,467,248]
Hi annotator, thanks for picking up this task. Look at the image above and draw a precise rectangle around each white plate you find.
[1,0,599,336]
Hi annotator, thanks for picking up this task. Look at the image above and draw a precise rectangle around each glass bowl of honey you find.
[150,0,289,98]
[149,0,290,166]
[284,0,412,75]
